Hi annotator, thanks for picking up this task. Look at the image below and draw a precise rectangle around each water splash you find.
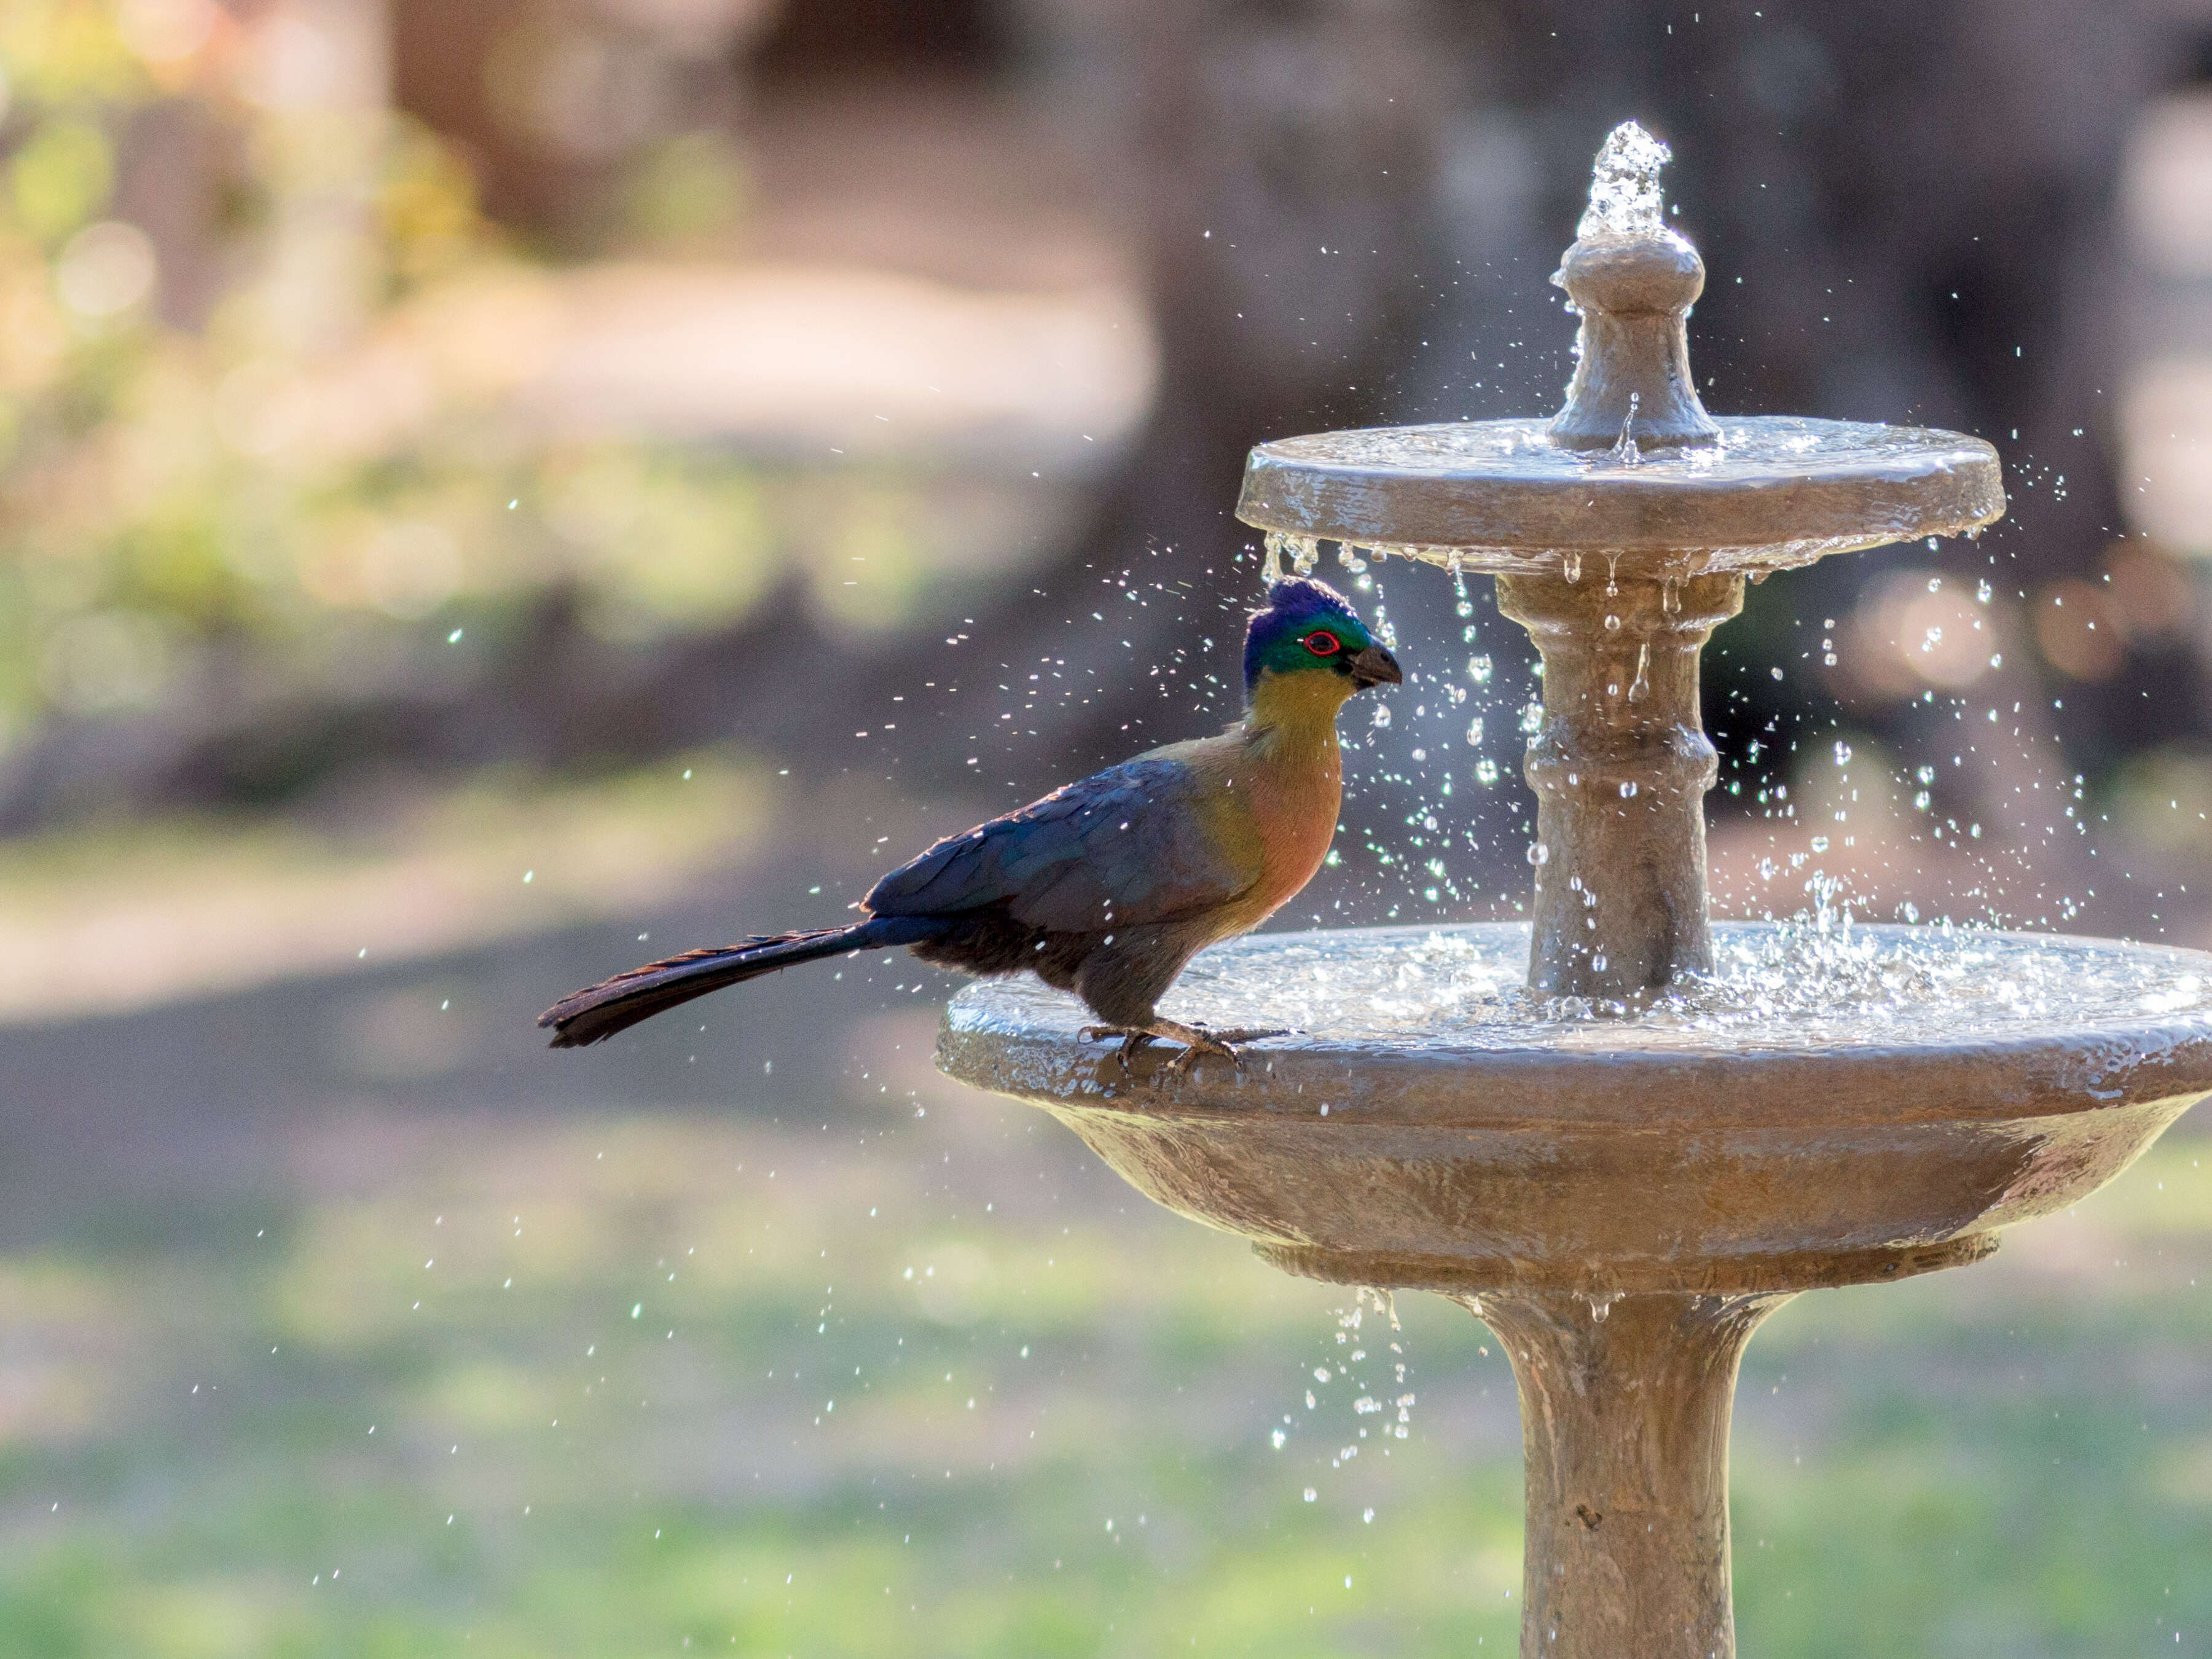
[1275,1289,1417,1484]
[1147,920,2212,1049]
[1611,391,1643,466]
[1577,120,1673,240]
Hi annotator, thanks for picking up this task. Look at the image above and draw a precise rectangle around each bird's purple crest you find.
[1243,577,1369,691]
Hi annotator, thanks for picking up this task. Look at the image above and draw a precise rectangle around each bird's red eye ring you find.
[1302,629,1341,656]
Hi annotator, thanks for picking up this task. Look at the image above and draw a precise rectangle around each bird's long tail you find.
[539,915,947,1049]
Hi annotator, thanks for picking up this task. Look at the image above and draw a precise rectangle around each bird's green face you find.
[1242,578,1403,696]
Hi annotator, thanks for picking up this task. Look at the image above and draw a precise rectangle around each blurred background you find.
[3,0,2212,1653]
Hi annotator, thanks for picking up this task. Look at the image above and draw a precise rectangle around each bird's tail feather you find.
[539,915,946,1048]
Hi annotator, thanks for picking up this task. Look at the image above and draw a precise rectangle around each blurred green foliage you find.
[0,2,1000,793]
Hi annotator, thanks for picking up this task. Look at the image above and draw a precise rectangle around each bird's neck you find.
[1241,672,1352,764]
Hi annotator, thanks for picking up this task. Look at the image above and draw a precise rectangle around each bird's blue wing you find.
[865,756,1257,931]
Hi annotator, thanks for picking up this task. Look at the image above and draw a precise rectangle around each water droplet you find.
[1603,614,1622,632]
[1469,654,1493,684]
[1371,704,1391,728]
[1618,780,1638,798]
[1465,718,1484,746]
[1811,835,1830,853]
[1834,740,1853,766]
[1612,392,1643,466]
[1528,843,1550,866]
[1563,552,1583,584]
[1475,758,1500,784]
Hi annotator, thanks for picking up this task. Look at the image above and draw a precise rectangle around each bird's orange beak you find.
[1348,645,1402,689]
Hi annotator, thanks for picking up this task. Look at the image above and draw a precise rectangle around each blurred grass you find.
[0,751,780,1022]
[0,1082,2201,1657]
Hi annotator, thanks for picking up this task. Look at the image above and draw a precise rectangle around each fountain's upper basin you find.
[1236,416,2003,577]
[936,924,2212,1295]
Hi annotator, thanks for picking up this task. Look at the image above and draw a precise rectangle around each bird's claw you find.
[1083,1021,1287,1077]
[1162,1025,1290,1077]
[1162,1039,1229,1078]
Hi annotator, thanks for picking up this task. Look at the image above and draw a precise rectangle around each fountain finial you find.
[1548,120,1720,451]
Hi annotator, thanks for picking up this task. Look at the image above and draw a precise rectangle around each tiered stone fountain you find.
[936,124,2212,1658]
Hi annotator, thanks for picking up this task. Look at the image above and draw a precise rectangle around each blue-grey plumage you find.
[538,578,1400,1070]
[865,756,1256,934]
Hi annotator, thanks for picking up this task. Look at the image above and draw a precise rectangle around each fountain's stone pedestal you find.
[939,923,2212,1659]
[1474,1290,1779,1659]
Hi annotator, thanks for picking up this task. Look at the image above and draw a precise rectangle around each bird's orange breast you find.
[1234,739,1342,922]
[1191,699,1346,937]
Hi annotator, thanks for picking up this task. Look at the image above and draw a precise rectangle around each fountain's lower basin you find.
[937,922,2212,1295]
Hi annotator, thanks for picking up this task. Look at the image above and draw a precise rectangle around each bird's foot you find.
[1080,1025,1158,1067]
[1148,1020,1290,1077]
[1082,1021,1287,1075]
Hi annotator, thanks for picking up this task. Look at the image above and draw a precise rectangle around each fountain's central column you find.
[1470,1291,1789,1659]
[1497,570,1744,1000]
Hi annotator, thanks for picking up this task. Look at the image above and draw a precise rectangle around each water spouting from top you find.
[1577,120,1674,240]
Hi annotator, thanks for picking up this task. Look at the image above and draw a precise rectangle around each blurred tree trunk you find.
[869,0,1456,783]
